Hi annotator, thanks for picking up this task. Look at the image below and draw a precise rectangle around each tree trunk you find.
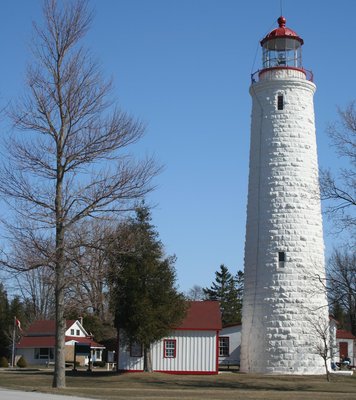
[324,358,330,382]
[53,143,66,387]
[143,344,152,372]
[52,226,66,388]
[52,261,66,387]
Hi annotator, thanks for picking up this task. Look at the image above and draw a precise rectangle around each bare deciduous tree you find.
[64,220,113,320]
[320,101,356,233]
[185,285,206,301]
[0,0,158,388]
[16,267,56,320]
[307,314,334,382]
[327,249,356,336]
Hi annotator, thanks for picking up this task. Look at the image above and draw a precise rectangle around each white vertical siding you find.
[219,325,241,365]
[152,330,216,372]
[118,330,218,373]
[118,335,144,371]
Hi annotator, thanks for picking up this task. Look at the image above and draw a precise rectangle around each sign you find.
[75,343,91,356]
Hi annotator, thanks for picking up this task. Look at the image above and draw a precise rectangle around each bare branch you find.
[0,0,160,388]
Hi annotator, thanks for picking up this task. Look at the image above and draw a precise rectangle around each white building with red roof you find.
[336,329,356,366]
[118,301,222,374]
[16,319,105,366]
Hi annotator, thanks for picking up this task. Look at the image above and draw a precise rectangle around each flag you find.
[15,317,22,331]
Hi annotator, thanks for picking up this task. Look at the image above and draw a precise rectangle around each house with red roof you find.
[118,301,222,374]
[336,329,356,366]
[16,319,105,366]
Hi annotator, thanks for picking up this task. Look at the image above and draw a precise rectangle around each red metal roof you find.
[17,335,104,349]
[17,335,55,348]
[336,329,356,340]
[65,336,105,348]
[176,301,222,331]
[261,16,303,46]
[17,319,104,349]
[26,320,76,335]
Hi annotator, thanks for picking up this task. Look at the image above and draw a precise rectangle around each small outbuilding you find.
[118,300,222,374]
[336,329,356,366]
[218,323,241,367]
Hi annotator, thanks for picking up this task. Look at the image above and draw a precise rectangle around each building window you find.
[219,337,229,357]
[277,94,284,110]
[164,339,176,358]
[34,348,54,360]
[130,342,142,358]
[70,329,75,335]
[278,251,286,268]
[76,329,80,336]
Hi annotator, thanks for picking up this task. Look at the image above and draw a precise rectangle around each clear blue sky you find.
[0,0,355,293]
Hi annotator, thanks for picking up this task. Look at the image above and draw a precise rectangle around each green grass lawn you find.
[0,369,356,400]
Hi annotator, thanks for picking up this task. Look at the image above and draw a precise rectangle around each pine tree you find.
[204,265,243,326]
[0,283,11,358]
[108,207,186,371]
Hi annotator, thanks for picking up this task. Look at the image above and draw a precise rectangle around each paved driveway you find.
[0,388,95,400]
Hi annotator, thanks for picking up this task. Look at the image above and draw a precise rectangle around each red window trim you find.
[163,339,176,358]
[219,336,229,357]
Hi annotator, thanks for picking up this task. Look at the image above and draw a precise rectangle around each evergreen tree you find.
[108,207,186,371]
[0,283,11,358]
[204,265,243,326]
[331,301,347,330]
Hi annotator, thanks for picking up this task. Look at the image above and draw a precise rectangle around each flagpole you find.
[12,316,16,368]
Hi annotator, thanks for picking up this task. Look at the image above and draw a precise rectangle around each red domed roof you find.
[261,16,303,46]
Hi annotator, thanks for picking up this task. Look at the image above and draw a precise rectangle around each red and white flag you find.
[15,317,22,331]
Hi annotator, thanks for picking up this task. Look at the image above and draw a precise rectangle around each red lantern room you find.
[260,16,304,70]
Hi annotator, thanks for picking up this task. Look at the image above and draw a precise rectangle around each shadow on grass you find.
[65,370,329,393]
[2,369,355,395]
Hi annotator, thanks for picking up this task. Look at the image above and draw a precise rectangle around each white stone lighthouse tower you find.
[240,16,329,374]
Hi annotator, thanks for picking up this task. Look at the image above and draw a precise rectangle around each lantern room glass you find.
[262,37,302,69]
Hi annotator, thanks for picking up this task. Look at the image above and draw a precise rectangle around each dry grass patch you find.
[0,369,355,400]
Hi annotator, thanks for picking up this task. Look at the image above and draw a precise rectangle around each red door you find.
[339,342,348,361]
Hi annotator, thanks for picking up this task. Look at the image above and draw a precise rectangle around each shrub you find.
[65,361,80,368]
[93,361,106,367]
[0,356,8,368]
[17,356,27,368]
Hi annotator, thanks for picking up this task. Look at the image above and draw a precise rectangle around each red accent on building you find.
[16,320,104,349]
[174,301,222,331]
[260,16,303,46]
[336,329,356,340]
[215,330,219,372]
[163,339,177,359]
[118,369,218,375]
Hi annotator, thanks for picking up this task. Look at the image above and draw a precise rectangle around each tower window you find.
[277,94,284,110]
[278,251,285,268]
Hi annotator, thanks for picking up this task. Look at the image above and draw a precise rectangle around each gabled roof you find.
[65,337,105,348]
[17,336,55,348]
[336,329,356,340]
[17,335,104,349]
[26,320,76,336]
[176,301,222,331]
[17,319,104,349]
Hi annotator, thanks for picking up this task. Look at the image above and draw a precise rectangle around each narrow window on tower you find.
[277,94,284,110]
[278,251,286,268]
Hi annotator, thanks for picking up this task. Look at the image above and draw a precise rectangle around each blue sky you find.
[0,0,355,292]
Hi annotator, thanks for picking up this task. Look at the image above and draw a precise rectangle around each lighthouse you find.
[240,17,329,374]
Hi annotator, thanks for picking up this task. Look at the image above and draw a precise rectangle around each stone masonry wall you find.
[240,70,329,374]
